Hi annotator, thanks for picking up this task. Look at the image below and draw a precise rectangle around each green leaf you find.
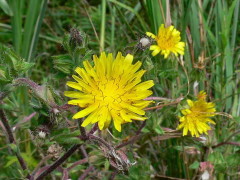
[226,154,240,167]
[52,54,74,74]
[21,153,38,167]
[154,126,164,135]
[4,47,34,74]
[53,130,83,145]
[8,143,18,153]
[189,161,200,169]
[0,0,13,16]
[5,156,18,168]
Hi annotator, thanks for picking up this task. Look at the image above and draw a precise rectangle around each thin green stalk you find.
[21,0,42,60]
[108,0,147,31]
[27,0,48,62]
[110,5,116,51]
[100,0,106,51]
[9,0,24,53]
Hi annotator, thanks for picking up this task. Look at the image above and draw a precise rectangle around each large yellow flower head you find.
[146,24,185,58]
[177,91,216,137]
[64,52,154,132]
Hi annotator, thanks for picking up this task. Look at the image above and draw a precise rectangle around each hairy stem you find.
[116,121,146,149]
[78,166,94,180]
[35,144,81,180]
[78,118,87,140]
[0,109,30,178]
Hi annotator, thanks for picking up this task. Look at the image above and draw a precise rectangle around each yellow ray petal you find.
[72,103,99,119]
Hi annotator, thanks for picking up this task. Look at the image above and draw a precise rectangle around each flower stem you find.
[116,121,146,149]
[78,166,94,180]
[78,118,87,140]
[88,134,113,150]
[35,144,81,180]
[0,108,30,178]
[88,123,98,135]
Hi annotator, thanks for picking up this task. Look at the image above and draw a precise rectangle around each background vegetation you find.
[0,0,239,179]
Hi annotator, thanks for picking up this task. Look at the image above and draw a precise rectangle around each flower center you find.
[95,79,123,108]
[156,36,175,50]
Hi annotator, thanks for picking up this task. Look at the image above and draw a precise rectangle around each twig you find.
[78,166,94,180]
[13,112,37,130]
[116,121,146,149]
[80,145,88,159]
[62,169,69,180]
[145,98,182,111]
[212,130,240,149]
[212,142,240,149]
[144,96,174,101]
[67,158,88,171]
[31,155,52,178]
[35,144,81,180]
[0,109,30,178]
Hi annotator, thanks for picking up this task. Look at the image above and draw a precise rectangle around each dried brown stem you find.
[212,141,240,149]
[212,130,240,149]
[145,98,182,111]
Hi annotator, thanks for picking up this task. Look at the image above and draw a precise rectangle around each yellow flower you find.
[146,24,185,58]
[64,52,154,132]
[177,91,216,137]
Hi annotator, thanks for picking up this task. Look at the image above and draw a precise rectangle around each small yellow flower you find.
[177,91,216,137]
[64,52,154,132]
[146,24,185,58]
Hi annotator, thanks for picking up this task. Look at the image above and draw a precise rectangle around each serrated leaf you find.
[53,130,83,145]
[52,54,74,74]
[55,137,83,145]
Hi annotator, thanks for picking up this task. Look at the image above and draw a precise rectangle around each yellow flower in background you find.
[64,52,154,132]
[146,24,185,58]
[177,91,216,137]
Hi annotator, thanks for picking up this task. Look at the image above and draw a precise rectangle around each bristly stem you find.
[0,108,30,178]
[88,134,113,151]
[35,144,81,180]
[78,118,87,140]
[78,166,94,180]
[212,141,240,148]
[116,121,146,149]
[88,123,98,135]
